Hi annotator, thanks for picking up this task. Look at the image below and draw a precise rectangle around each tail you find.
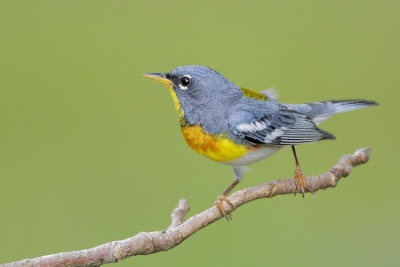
[284,99,378,125]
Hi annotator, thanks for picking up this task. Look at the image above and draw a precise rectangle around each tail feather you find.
[284,99,378,125]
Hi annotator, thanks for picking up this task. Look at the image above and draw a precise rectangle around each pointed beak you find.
[142,73,173,87]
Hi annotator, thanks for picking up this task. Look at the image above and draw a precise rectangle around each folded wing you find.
[228,107,335,145]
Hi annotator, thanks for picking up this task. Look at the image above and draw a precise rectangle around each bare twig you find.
[167,199,190,231]
[1,147,371,267]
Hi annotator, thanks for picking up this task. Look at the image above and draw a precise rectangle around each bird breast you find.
[181,125,250,163]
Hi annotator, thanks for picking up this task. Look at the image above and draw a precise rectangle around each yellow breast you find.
[181,125,250,162]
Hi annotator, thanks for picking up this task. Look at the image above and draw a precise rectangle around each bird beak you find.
[142,73,173,87]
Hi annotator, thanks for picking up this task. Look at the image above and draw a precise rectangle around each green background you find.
[0,1,398,266]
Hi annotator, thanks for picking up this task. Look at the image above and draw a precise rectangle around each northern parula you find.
[143,65,377,219]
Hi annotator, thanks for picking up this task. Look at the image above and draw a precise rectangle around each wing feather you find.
[228,107,335,145]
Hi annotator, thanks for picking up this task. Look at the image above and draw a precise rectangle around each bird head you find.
[143,65,242,121]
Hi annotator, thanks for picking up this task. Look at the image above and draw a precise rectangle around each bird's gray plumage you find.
[156,65,377,148]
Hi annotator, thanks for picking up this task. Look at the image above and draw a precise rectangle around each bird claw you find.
[294,165,306,197]
[215,195,235,220]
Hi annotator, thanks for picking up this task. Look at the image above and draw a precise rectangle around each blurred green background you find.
[0,0,398,266]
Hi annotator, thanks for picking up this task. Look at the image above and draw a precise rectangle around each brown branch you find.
[1,147,371,267]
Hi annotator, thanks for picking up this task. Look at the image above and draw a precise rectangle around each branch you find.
[2,147,371,267]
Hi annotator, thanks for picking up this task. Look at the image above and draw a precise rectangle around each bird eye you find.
[180,75,192,88]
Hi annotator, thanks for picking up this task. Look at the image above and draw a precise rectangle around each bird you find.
[143,65,377,219]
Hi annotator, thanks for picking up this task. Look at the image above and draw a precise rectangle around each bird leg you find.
[292,145,306,197]
[215,180,238,220]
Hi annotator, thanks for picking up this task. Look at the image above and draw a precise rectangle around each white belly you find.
[225,145,282,166]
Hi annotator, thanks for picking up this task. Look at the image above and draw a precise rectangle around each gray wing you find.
[228,107,335,145]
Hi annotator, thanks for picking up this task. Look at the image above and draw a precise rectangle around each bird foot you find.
[294,165,306,197]
[215,195,235,220]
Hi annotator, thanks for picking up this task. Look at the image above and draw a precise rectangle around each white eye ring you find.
[179,75,192,90]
